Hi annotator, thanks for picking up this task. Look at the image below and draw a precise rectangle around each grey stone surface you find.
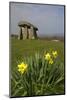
[18,21,38,39]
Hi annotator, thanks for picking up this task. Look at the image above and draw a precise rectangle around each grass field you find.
[11,38,64,64]
[10,37,65,97]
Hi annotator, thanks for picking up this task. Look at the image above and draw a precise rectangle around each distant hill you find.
[38,36,64,41]
[10,34,64,41]
[11,34,18,38]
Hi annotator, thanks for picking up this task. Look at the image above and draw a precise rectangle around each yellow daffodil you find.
[45,53,51,61]
[52,51,58,58]
[49,58,53,64]
[18,62,28,74]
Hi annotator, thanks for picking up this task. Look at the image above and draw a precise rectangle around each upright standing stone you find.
[23,26,27,39]
[18,27,23,39]
[30,26,35,39]
[34,29,37,38]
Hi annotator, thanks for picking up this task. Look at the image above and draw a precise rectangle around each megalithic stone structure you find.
[18,21,38,40]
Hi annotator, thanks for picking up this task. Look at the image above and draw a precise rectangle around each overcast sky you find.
[10,2,64,37]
